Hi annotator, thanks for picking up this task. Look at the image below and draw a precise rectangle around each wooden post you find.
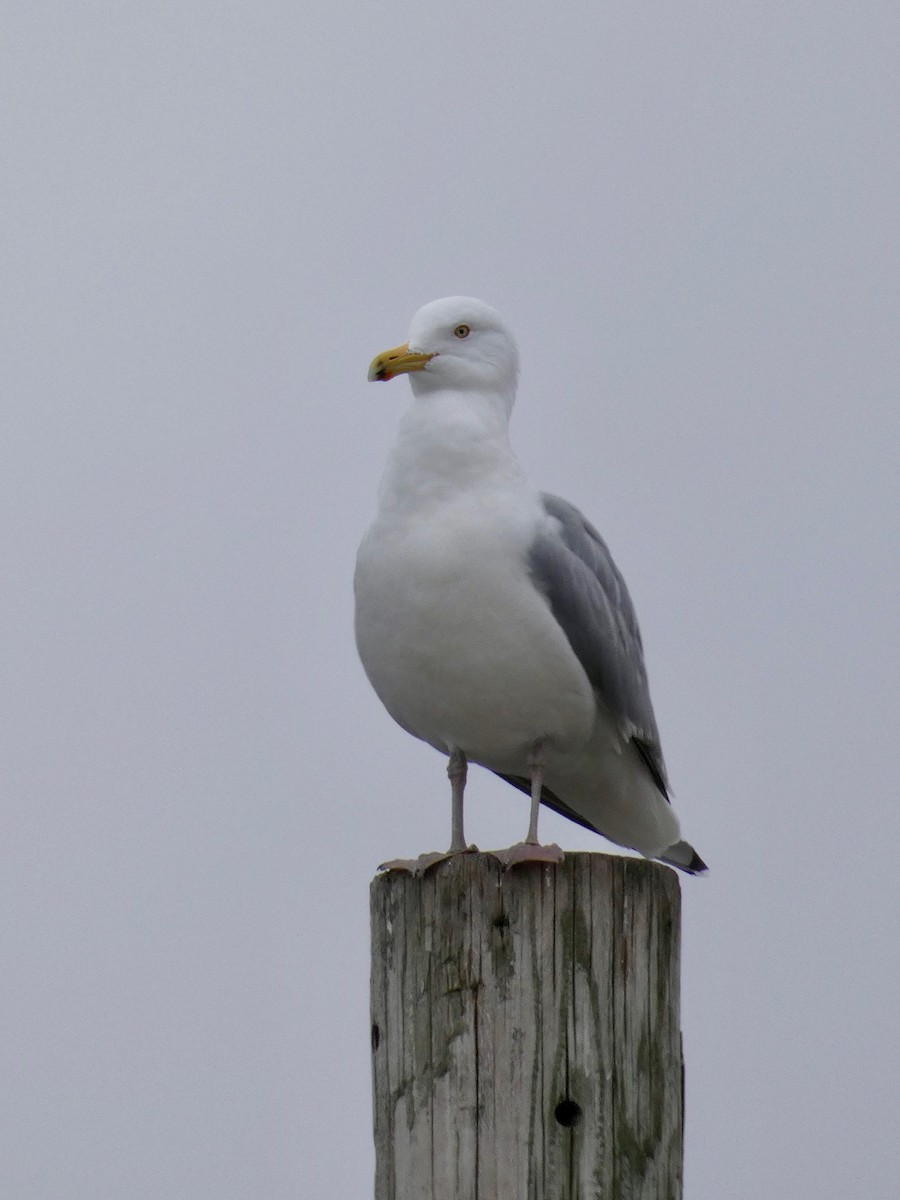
[370,852,683,1200]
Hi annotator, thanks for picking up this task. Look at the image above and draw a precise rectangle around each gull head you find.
[368,297,519,398]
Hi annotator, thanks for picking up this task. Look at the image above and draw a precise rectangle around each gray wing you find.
[529,492,670,797]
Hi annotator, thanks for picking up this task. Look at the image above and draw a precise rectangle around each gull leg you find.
[448,747,468,853]
[525,740,543,844]
[491,739,564,868]
[379,747,478,876]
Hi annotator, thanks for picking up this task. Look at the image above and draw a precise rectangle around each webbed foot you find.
[488,841,564,869]
[378,845,479,876]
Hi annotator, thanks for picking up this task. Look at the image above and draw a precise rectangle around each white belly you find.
[354,502,596,769]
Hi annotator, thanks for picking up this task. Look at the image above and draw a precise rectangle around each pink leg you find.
[379,748,478,876]
[491,739,564,869]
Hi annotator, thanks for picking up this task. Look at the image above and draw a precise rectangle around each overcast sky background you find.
[2,1,899,1196]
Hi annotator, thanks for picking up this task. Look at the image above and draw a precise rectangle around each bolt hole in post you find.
[554,1099,582,1128]
[371,1023,381,1051]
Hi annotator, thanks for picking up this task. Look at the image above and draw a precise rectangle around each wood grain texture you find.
[370,852,683,1199]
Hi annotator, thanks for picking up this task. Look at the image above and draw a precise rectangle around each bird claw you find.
[378,845,479,876]
[488,842,564,869]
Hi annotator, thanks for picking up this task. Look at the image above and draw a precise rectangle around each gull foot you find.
[378,845,479,876]
[489,842,565,869]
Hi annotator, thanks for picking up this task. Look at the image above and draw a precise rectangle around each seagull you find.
[354,297,706,875]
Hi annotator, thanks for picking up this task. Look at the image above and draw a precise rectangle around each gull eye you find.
[453,324,471,339]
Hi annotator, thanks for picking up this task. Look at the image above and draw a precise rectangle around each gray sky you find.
[3,1,899,1196]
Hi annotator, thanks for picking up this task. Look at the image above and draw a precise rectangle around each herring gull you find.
[354,297,706,874]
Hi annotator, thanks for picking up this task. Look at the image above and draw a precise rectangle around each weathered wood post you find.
[370,852,683,1199]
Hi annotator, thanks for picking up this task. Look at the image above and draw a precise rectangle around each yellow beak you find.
[367,342,435,382]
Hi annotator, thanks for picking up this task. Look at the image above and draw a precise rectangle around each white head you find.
[368,297,519,400]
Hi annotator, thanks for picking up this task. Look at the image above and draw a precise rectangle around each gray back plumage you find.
[528,493,669,797]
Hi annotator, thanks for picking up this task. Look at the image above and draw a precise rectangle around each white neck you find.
[378,387,525,515]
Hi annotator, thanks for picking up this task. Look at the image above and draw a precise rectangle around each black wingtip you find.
[660,841,709,875]
[682,849,709,875]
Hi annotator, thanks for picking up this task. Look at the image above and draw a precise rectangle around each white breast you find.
[354,485,596,771]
